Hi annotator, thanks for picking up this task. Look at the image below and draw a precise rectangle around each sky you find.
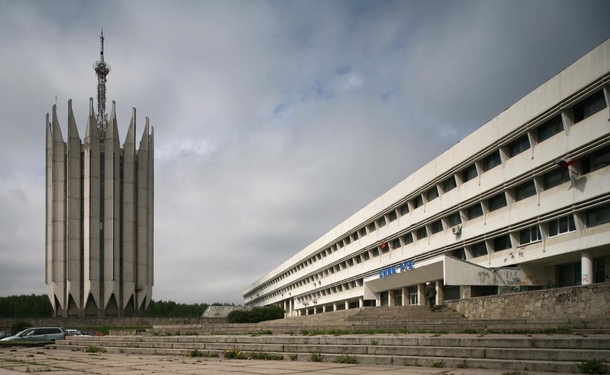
[1,0,610,305]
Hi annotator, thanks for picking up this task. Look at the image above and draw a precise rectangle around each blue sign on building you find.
[379,260,415,279]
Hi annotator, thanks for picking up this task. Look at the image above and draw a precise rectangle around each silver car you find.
[0,327,66,342]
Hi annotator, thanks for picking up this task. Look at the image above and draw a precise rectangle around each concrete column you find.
[333,303,337,311]
[359,297,363,307]
[305,309,309,316]
[344,301,349,310]
[436,280,443,305]
[401,287,408,306]
[582,251,593,285]
[461,285,472,299]
[322,305,326,313]
[388,291,395,306]
[417,284,425,306]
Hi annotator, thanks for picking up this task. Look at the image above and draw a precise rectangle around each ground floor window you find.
[408,286,418,305]
[363,299,376,307]
[348,301,359,309]
[393,289,402,306]
[380,291,389,306]
[471,286,498,297]
[443,286,460,300]
[557,262,581,287]
[594,258,606,283]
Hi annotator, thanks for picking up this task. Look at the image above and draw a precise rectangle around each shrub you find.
[310,353,322,362]
[290,354,298,361]
[224,348,247,359]
[226,306,284,323]
[577,359,608,374]
[188,349,218,358]
[83,345,106,353]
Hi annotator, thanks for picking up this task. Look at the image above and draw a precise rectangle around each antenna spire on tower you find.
[93,29,111,131]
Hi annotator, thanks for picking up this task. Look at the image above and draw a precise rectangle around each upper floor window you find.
[443,176,457,192]
[399,202,409,216]
[389,210,398,222]
[585,204,610,227]
[581,146,610,175]
[452,248,466,260]
[493,235,512,251]
[392,238,401,249]
[360,227,367,237]
[446,212,462,227]
[508,134,531,158]
[471,242,488,257]
[467,203,484,220]
[548,215,576,237]
[413,195,424,208]
[536,115,563,143]
[514,180,537,201]
[378,216,386,228]
[462,164,478,182]
[542,168,570,190]
[482,150,502,172]
[369,222,377,232]
[403,232,414,244]
[352,231,359,240]
[416,227,428,239]
[488,192,507,212]
[519,225,541,245]
[573,90,607,124]
[427,186,439,201]
[430,219,443,234]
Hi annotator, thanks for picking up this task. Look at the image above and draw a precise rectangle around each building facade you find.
[45,99,154,317]
[243,39,610,317]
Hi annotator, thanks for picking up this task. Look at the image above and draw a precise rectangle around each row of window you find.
[246,88,608,301]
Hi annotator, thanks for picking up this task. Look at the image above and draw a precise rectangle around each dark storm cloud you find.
[1,0,609,303]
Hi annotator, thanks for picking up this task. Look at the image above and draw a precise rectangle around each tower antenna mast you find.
[93,29,111,131]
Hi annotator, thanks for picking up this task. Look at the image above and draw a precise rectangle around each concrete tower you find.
[45,33,154,317]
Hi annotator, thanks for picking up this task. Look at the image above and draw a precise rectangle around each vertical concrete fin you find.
[52,104,64,143]
[67,99,81,141]
[108,100,120,144]
[85,98,99,142]
[124,108,136,148]
[45,112,52,287]
[138,120,149,153]
[148,121,154,288]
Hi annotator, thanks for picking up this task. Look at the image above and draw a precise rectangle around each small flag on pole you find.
[556,158,576,169]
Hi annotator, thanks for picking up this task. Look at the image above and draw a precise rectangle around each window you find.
[392,238,401,249]
[430,219,443,234]
[536,115,563,143]
[548,215,576,237]
[416,227,428,239]
[413,195,424,208]
[519,225,541,245]
[573,90,607,123]
[427,186,439,201]
[362,252,370,261]
[462,164,478,182]
[344,237,351,245]
[488,193,507,212]
[389,210,398,222]
[352,231,359,240]
[446,212,462,227]
[452,248,466,260]
[378,216,386,227]
[369,222,376,232]
[371,248,380,257]
[482,151,501,172]
[594,258,606,284]
[514,180,537,201]
[403,232,413,244]
[508,134,530,157]
[580,146,610,175]
[585,204,610,227]
[443,176,457,192]
[542,168,570,190]
[360,227,367,237]
[557,262,581,287]
[471,242,488,257]
[399,202,409,215]
[493,235,511,251]
[467,203,484,219]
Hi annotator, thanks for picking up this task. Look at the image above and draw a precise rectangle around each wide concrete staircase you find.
[52,332,610,373]
[46,306,610,372]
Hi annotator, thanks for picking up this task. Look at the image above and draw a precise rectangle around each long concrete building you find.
[243,39,610,317]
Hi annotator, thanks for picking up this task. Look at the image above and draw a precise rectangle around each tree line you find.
[0,295,233,317]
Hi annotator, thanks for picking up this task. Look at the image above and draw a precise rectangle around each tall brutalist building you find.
[45,33,154,317]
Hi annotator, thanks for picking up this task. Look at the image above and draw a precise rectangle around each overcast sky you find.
[1,0,609,305]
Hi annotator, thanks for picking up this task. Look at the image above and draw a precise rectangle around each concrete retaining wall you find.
[0,316,225,331]
[446,282,610,319]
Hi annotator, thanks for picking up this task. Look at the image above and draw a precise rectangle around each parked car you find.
[81,330,104,336]
[0,327,66,342]
[66,329,91,337]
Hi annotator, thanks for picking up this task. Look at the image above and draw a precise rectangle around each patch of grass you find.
[188,349,219,358]
[249,329,273,337]
[335,355,358,364]
[576,359,608,374]
[224,348,247,359]
[370,339,379,345]
[432,360,445,368]
[290,354,298,361]
[83,345,106,353]
[249,352,284,360]
[310,352,323,362]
